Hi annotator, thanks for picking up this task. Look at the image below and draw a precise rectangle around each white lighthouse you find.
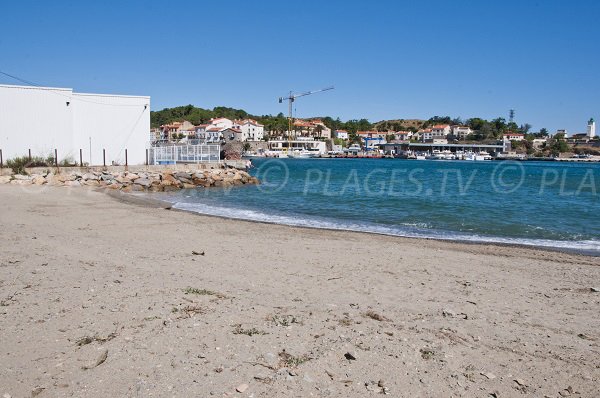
[587,118,596,139]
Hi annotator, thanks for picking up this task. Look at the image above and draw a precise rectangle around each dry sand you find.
[0,185,598,397]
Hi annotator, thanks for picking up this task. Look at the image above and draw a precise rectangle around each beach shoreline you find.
[1,185,599,397]
[111,188,600,258]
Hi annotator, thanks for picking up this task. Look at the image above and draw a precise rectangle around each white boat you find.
[441,150,456,160]
[426,150,446,160]
[475,151,492,161]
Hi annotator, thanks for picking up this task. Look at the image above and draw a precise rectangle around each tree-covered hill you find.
[151,105,543,141]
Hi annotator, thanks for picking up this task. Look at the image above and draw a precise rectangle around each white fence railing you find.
[148,144,220,165]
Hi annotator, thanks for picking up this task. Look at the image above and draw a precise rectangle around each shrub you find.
[7,155,53,174]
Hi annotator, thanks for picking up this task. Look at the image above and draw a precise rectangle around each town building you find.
[420,125,451,142]
[587,118,596,139]
[232,119,265,141]
[0,83,150,165]
[291,119,332,139]
[532,138,548,149]
[335,130,349,140]
[503,133,525,141]
[357,131,386,148]
[395,131,413,141]
[451,126,473,139]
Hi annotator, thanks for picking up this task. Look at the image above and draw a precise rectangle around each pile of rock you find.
[0,169,259,192]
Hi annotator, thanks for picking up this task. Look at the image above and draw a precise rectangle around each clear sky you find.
[1,0,598,133]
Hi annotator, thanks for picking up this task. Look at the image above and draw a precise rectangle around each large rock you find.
[134,178,152,188]
[32,175,46,185]
[13,174,30,180]
[82,173,99,181]
[0,176,12,184]
[174,172,192,180]
[163,185,180,192]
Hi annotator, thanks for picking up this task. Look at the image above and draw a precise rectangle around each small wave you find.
[172,201,600,255]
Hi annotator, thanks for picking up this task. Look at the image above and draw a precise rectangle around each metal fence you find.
[148,144,220,165]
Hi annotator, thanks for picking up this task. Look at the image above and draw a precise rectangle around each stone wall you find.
[0,168,259,192]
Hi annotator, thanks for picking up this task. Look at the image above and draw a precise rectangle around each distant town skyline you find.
[1,0,599,134]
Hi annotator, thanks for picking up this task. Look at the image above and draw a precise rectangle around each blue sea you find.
[156,158,600,255]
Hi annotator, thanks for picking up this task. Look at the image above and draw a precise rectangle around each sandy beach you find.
[0,185,598,397]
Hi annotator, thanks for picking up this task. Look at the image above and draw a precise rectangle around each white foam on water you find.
[173,201,600,255]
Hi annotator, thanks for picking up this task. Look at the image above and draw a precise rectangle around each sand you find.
[0,185,598,397]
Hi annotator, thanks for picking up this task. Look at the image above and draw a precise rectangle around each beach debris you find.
[363,310,389,322]
[278,350,310,367]
[420,348,435,360]
[82,348,108,370]
[577,333,593,340]
[75,329,118,346]
[269,314,300,326]
[514,378,526,387]
[442,309,468,319]
[253,374,273,384]
[183,287,224,298]
[365,380,389,394]
[235,384,248,393]
[76,336,94,347]
[591,287,599,292]
[558,386,574,396]
[191,250,205,256]
[481,372,496,380]
[232,325,268,336]
[325,370,335,380]
[31,387,45,397]
[344,352,357,361]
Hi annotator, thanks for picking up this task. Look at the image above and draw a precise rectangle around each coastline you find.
[116,189,600,259]
[1,185,599,397]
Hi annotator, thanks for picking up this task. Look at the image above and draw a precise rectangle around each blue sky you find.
[1,0,598,133]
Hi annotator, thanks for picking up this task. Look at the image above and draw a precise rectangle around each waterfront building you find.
[0,83,149,165]
[357,131,387,149]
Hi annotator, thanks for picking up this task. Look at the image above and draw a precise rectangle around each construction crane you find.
[278,86,334,140]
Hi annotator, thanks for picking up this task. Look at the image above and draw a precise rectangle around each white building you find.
[587,118,596,138]
[395,131,413,141]
[335,130,349,140]
[0,84,150,165]
[233,119,264,141]
[503,133,525,141]
[451,126,472,139]
[208,117,233,130]
[431,124,451,137]
[421,125,451,141]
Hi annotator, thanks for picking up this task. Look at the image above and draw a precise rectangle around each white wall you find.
[72,93,149,165]
[0,85,73,161]
[0,84,150,165]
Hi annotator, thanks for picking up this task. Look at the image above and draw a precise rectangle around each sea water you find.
[157,158,600,255]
